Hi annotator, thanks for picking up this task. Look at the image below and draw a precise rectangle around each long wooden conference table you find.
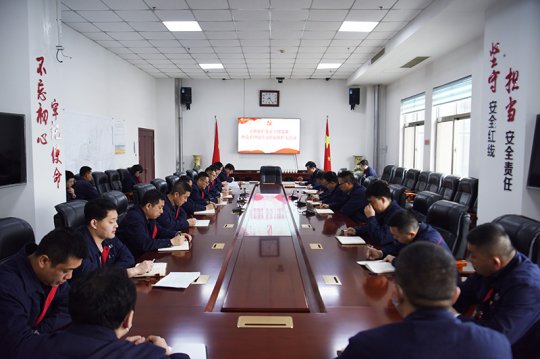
[134,182,400,359]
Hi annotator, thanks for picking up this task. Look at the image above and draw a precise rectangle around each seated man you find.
[366,210,449,264]
[65,170,76,201]
[212,162,224,191]
[73,166,99,201]
[454,223,540,358]
[339,242,512,359]
[205,166,221,200]
[333,171,368,222]
[157,181,196,232]
[116,189,191,259]
[183,172,216,215]
[33,267,189,358]
[344,180,402,245]
[301,161,322,189]
[219,163,235,183]
[74,198,154,279]
[0,228,87,359]
[359,159,377,178]
[319,171,346,210]
[122,164,144,194]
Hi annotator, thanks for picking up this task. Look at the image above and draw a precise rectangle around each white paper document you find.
[315,208,334,214]
[158,241,190,252]
[336,236,366,245]
[306,200,321,206]
[216,202,227,206]
[194,208,216,215]
[221,194,233,199]
[356,260,395,274]
[294,184,307,188]
[303,189,318,194]
[133,262,167,277]
[227,182,239,188]
[282,181,296,188]
[153,272,201,289]
[174,343,207,359]
[194,219,210,227]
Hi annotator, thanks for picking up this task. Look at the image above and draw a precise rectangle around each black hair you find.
[66,170,75,180]
[322,171,338,183]
[84,198,117,225]
[467,222,514,257]
[305,161,317,169]
[315,171,325,180]
[178,175,192,183]
[359,159,369,166]
[69,267,136,330]
[170,180,192,195]
[213,162,224,169]
[395,242,456,309]
[79,166,92,177]
[129,164,143,175]
[388,210,419,233]
[224,163,235,171]
[140,189,162,207]
[365,180,391,199]
[337,170,356,185]
[34,228,87,266]
[195,172,210,181]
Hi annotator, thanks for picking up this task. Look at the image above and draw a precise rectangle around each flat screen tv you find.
[527,114,540,189]
[238,117,300,154]
[0,112,26,187]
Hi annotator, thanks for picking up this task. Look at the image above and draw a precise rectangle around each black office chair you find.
[390,167,407,185]
[453,177,478,211]
[260,166,282,184]
[362,175,378,188]
[173,171,186,178]
[401,169,419,190]
[186,169,196,181]
[425,172,444,193]
[353,172,363,185]
[54,200,88,229]
[380,165,396,183]
[101,191,129,224]
[388,184,407,208]
[411,191,443,222]
[92,171,111,195]
[438,175,460,201]
[105,170,123,191]
[165,175,180,192]
[426,200,470,259]
[492,214,540,264]
[133,183,156,205]
[0,217,35,263]
[414,171,430,192]
[151,178,168,195]
[117,168,130,183]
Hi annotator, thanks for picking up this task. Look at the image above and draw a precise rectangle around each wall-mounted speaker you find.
[181,87,192,110]
[349,88,360,110]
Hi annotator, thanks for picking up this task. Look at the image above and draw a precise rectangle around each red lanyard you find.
[34,286,58,328]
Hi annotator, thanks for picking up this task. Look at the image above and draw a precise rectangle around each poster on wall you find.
[237,117,300,154]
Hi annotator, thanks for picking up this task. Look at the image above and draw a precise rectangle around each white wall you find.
[180,79,374,172]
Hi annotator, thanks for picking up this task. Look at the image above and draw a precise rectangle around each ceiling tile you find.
[110,47,134,54]
[154,10,194,21]
[186,0,229,9]
[145,0,189,10]
[116,52,140,59]
[66,22,101,33]
[61,10,86,22]
[346,9,387,22]
[102,0,148,10]
[331,39,363,47]
[243,47,268,53]
[61,0,108,11]
[161,47,188,53]
[394,0,432,10]
[241,39,270,46]
[96,40,124,48]
[237,31,270,40]
[300,39,331,46]
[209,39,241,47]
[83,31,114,41]
[384,9,421,22]
[232,10,269,21]
[93,22,133,31]
[214,46,243,53]
[77,11,123,22]
[108,32,144,40]
[311,0,354,9]
[219,53,246,59]
[116,10,159,21]
[178,39,211,47]
[192,10,232,21]
[220,57,247,62]
[308,10,348,21]
[206,31,238,39]
[298,46,326,53]
[120,40,153,47]
[333,31,368,39]
[366,31,397,40]
[236,21,269,31]
[165,53,191,59]
[270,0,311,8]
[271,39,300,47]
[199,21,236,31]
[148,39,181,47]
[141,31,175,40]
[189,47,215,53]
[304,21,341,31]
[271,30,303,39]
[128,21,168,31]
[271,10,309,21]
[139,53,168,60]
[229,0,269,9]
[245,53,269,59]
[271,21,305,31]
[302,31,335,39]
[172,32,207,40]
[373,21,408,32]
[131,47,160,53]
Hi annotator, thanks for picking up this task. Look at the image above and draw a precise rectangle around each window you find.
[433,76,472,176]
[401,93,425,168]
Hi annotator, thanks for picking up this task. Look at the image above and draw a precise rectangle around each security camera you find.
[325,77,330,81]
[276,77,284,83]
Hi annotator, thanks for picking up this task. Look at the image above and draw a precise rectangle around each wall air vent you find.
[400,56,430,68]
[370,48,385,64]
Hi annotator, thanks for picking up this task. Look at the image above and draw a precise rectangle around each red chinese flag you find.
[324,118,332,171]
[212,119,221,164]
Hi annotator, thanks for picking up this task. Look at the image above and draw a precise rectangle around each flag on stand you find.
[324,117,332,171]
[212,117,220,164]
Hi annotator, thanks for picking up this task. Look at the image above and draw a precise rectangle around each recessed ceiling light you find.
[163,21,202,32]
[317,63,341,69]
[199,63,224,70]
[338,21,378,32]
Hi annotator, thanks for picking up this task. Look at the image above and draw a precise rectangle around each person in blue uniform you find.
[0,228,87,359]
[212,162,224,191]
[219,163,235,183]
[73,166,99,201]
[205,166,221,199]
[329,171,368,222]
[302,161,322,189]
[359,159,377,178]
[122,164,143,194]
[319,171,347,210]
[339,242,512,359]
[157,181,195,233]
[65,170,76,201]
[365,210,449,264]
[73,198,154,280]
[344,180,402,245]
[183,172,216,215]
[31,267,190,359]
[116,189,191,259]
[454,223,540,359]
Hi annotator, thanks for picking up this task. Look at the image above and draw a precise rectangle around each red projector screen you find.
[238,117,300,154]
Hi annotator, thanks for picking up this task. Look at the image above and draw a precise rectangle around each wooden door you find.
[138,128,155,183]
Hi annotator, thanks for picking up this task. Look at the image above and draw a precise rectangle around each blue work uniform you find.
[339,308,512,359]
[121,173,138,193]
[306,168,322,190]
[363,166,377,178]
[322,186,348,211]
[73,179,99,201]
[219,171,233,182]
[454,251,540,358]
[355,201,402,245]
[0,245,71,359]
[381,222,448,258]
[183,185,208,215]
[340,184,369,223]
[157,197,189,232]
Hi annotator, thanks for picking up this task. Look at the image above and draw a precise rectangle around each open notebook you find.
[158,241,190,252]
[315,208,334,214]
[132,262,167,277]
[356,260,395,274]
[194,208,216,215]
[335,236,365,245]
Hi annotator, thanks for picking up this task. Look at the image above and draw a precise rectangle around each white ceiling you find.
[60,0,435,80]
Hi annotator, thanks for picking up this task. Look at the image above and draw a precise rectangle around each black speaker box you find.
[181,87,192,109]
[349,88,360,110]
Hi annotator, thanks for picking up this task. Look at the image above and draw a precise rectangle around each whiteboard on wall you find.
[63,112,115,172]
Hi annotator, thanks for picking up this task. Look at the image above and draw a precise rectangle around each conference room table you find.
[133,182,400,359]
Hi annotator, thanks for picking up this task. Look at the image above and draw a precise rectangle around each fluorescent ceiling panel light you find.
[338,21,378,32]
[317,63,341,69]
[199,63,224,70]
[163,21,202,32]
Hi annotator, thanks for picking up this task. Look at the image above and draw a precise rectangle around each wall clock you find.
[259,90,279,107]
